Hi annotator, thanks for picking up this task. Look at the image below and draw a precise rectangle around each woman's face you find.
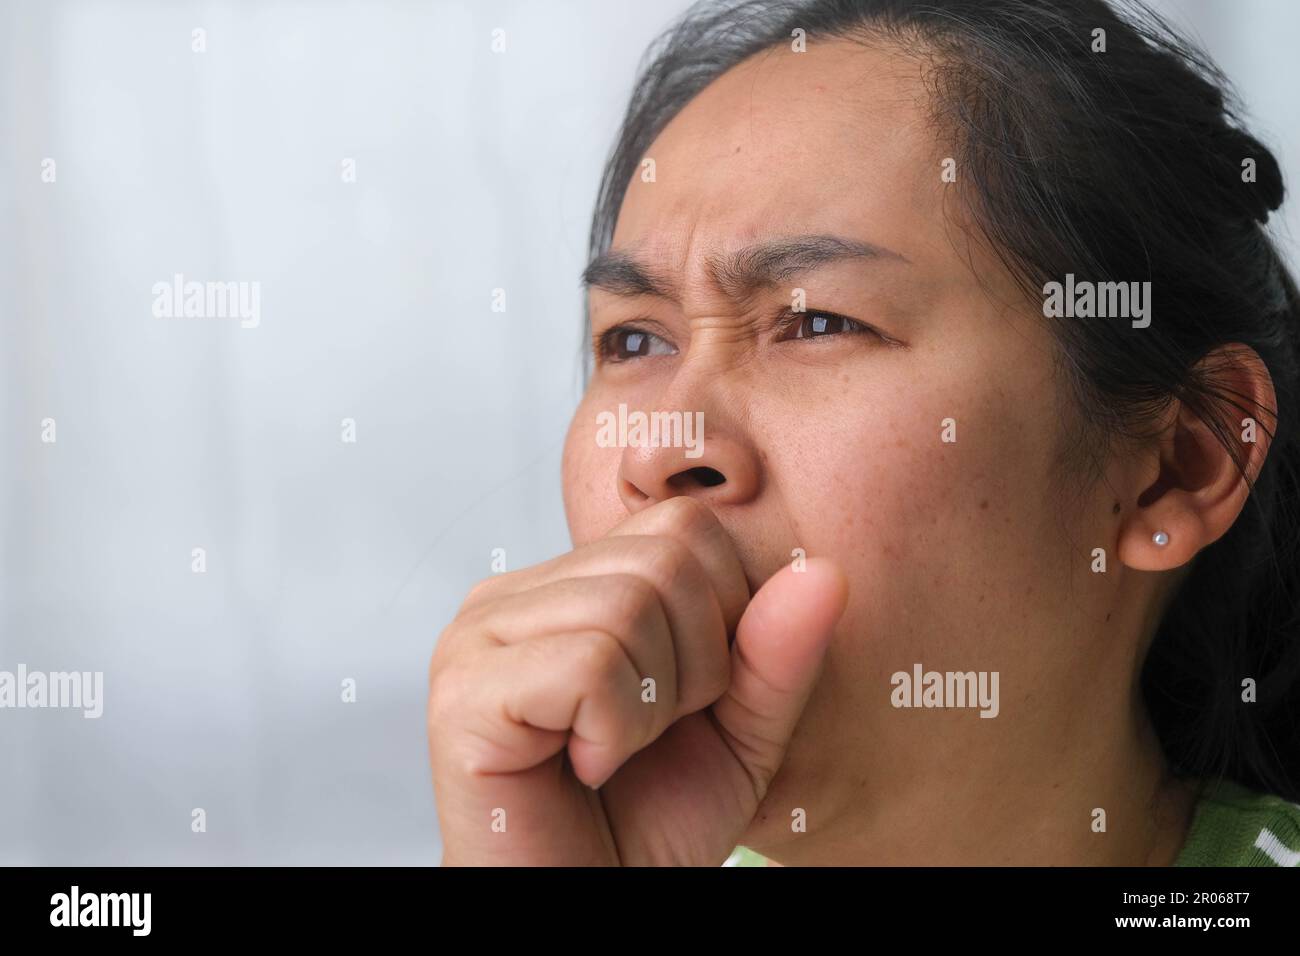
[562,40,1123,854]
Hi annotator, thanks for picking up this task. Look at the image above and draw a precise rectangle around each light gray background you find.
[1,0,1296,864]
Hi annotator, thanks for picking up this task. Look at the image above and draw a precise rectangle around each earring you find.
[1152,531,1170,547]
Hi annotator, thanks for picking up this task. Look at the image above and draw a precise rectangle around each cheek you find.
[757,381,1000,550]
[753,371,1072,805]
[561,393,627,546]
[763,360,1063,642]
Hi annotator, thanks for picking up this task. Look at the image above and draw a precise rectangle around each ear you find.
[1117,344,1277,572]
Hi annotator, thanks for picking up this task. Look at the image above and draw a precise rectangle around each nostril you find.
[670,466,726,490]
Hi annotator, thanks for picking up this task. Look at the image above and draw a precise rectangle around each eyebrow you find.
[580,234,907,301]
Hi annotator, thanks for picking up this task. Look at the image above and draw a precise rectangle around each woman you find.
[428,0,1300,865]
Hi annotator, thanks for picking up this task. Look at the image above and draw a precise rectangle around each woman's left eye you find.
[776,310,871,341]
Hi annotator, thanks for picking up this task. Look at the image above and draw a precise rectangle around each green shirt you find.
[1173,778,1300,866]
[724,778,1300,866]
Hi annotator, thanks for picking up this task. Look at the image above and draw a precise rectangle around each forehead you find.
[610,38,947,267]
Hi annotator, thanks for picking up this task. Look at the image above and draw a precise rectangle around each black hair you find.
[585,0,1300,800]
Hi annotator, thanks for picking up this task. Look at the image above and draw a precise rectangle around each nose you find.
[617,421,760,514]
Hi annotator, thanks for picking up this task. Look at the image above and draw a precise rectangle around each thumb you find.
[710,557,848,794]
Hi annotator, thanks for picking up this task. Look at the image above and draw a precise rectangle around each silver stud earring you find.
[1152,531,1170,547]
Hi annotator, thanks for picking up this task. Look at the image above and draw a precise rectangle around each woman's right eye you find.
[598,326,676,362]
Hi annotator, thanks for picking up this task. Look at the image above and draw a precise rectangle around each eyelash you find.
[596,309,884,363]
[774,308,880,343]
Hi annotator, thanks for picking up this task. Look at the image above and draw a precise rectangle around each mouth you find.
[728,559,774,645]
[716,527,776,599]
[739,557,779,599]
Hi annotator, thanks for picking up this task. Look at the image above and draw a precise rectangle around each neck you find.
[754,687,1199,866]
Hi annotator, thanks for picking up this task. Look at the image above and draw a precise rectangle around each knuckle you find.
[448,739,491,781]
[426,662,464,724]
[603,572,659,626]
[573,629,631,687]
[654,495,716,538]
[460,575,501,610]
[638,535,694,594]
[429,618,469,671]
